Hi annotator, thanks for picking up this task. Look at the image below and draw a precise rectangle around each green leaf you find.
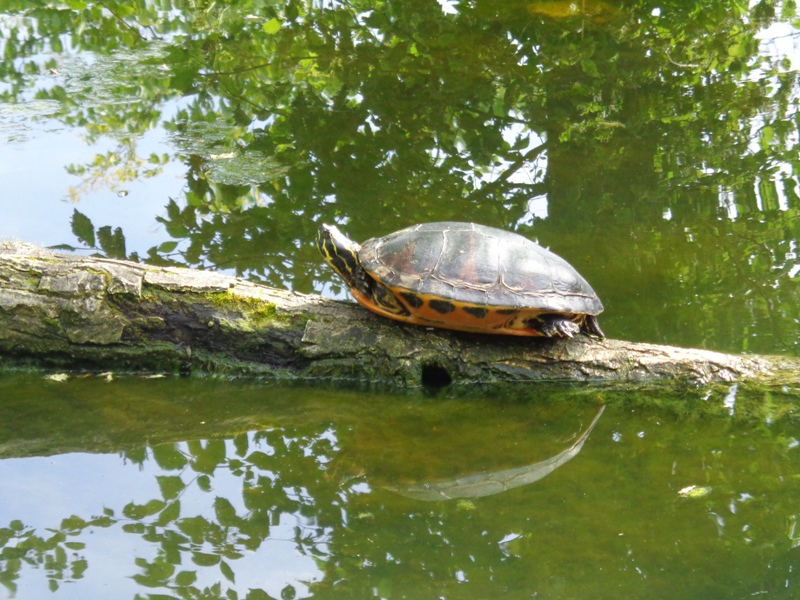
[580,59,600,78]
[60,515,87,532]
[71,209,95,247]
[192,440,227,474]
[152,444,188,470]
[247,451,273,469]
[132,558,175,586]
[71,558,88,579]
[156,475,186,500]
[97,225,126,259]
[122,499,166,520]
[175,570,197,587]
[155,500,181,527]
[263,18,282,35]
[192,551,220,567]
[220,559,235,583]
[492,86,506,117]
[727,44,743,57]
[157,240,179,253]
[280,584,297,600]
[177,515,210,542]
[89,516,115,528]
[759,125,774,152]
[64,541,85,550]
[233,433,249,457]
[214,497,238,527]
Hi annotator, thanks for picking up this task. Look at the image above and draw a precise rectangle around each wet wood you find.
[0,242,795,387]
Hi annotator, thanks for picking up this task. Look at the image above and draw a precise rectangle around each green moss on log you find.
[204,291,295,328]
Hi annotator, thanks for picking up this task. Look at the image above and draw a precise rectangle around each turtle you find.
[317,221,604,338]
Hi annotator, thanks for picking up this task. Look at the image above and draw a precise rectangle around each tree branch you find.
[0,242,793,388]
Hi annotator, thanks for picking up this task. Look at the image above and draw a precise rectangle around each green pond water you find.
[2,0,800,598]
[2,374,800,599]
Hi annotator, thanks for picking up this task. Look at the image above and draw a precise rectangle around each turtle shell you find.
[358,222,603,321]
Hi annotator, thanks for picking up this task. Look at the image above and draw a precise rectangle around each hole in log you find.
[421,363,452,388]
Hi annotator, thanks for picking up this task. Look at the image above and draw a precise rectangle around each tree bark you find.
[0,242,795,387]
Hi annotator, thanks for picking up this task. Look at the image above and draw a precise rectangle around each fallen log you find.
[0,241,795,387]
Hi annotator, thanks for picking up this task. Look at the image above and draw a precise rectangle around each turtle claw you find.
[584,315,605,338]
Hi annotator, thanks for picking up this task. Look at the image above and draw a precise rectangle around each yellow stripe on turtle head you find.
[317,224,363,290]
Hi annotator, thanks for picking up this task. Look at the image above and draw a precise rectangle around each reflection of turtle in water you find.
[383,405,605,501]
[324,400,606,502]
[318,222,604,338]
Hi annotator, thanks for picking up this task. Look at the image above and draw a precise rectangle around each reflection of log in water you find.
[0,242,793,387]
[383,405,605,501]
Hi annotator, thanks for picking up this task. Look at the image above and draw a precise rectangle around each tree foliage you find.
[0,0,798,352]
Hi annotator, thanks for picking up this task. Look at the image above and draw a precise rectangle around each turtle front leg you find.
[366,275,410,317]
[533,314,581,338]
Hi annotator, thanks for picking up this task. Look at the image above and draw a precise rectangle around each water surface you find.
[1,2,800,598]
[2,374,800,599]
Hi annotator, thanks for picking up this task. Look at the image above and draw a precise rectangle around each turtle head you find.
[317,224,363,290]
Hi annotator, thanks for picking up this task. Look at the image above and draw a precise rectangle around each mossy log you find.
[0,242,796,387]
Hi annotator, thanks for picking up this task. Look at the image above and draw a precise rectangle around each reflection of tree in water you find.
[3,384,800,598]
[0,396,606,598]
[2,0,797,353]
[0,430,337,599]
